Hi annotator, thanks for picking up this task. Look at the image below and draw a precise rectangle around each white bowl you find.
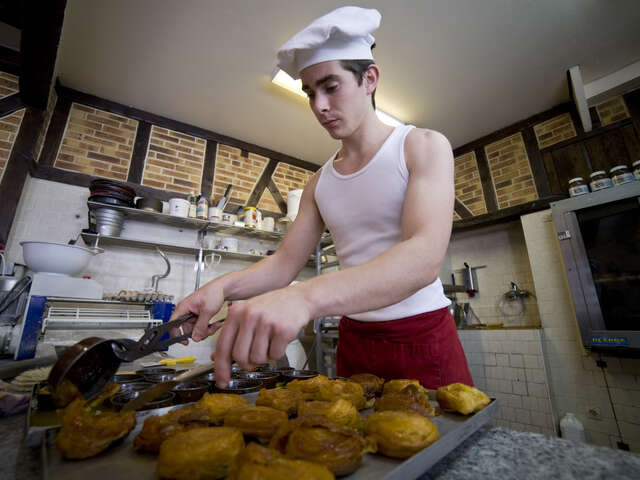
[20,241,102,276]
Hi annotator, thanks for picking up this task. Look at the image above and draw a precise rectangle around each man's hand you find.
[214,286,311,387]
[169,281,226,344]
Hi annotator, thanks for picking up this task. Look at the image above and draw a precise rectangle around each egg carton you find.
[103,290,174,303]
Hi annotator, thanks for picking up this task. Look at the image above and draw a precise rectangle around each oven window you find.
[577,198,640,330]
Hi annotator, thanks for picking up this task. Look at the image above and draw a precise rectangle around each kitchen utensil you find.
[168,198,190,217]
[204,253,221,269]
[121,362,216,411]
[236,371,279,389]
[172,380,209,402]
[111,374,143,384]
[135,197,163,212]
[216,184,233,209]
[20,241,103,276]
[47,313,197,402]
[213,378,263,394]
[111,390,175,411]
[141,356,197,367]
[281,369,318,383]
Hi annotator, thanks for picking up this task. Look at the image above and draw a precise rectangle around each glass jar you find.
[589,171,613,192]
[632,160,640,181]
[196,193,209,220]
[568,177,589,197]
[187,192,197,218]
[243,206,258,228]
[609,165,635,186]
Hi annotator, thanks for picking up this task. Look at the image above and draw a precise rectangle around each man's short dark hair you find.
[340,59,376,109]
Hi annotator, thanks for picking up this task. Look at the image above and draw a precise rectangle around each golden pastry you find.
[297,398,362,430]
[315,380,367,410]
[382,379,425,395]
[228,442,335,480]
[364,410,439,459]
[133,406,211,453]
[156,426,244,480]
[285,374,330,400]
[348,373,384,400]
[223,405,288,443]
[195,392,249,424]
[374,384,436,417]
[55,397,136,459]
[270,415,376,476]
[255,387,304,416]
[436,383,490,415]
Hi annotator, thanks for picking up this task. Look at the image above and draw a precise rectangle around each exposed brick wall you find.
[533,113,577,149]
[454,151,487,216]
[35,89,57,163]
[272,162,314,203]
[0,109,25,183]
[595,96,630,127]
[0,72,18,99]
[55,103,137,181]
[257,187,280,213]
[213,145,268,206]
[142,126,205,195]
[485,133,538,209]
[453,211,461,221]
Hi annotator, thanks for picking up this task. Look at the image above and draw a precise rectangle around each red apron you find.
[336,307,473,389]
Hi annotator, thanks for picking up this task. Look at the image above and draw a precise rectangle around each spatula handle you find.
[173,362,215,382]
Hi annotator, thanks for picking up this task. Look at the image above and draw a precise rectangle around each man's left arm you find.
[295,128,454,318]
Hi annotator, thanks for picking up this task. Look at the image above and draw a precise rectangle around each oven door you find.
[551,182,640,355]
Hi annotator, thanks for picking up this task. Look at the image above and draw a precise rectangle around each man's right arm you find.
[170,171,325,342]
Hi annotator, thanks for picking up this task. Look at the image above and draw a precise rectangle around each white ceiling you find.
[55,0,640,165]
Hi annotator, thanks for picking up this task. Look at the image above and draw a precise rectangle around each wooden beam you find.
[246,159,279,208]
[127,121,151,184]
[201,140,217,199]
[56,84,320,173]
[266,179,287,214]
[624,88,640,140]
[454,199,473,219]
[0,93,24,117]
[0,45,20,76]
[522,126,552,198]
[538,118,632,154]
[0,107,44,244]
[38,95,70,166]
[473,147,498,213]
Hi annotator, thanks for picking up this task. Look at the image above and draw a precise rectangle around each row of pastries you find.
[55,373,490,479]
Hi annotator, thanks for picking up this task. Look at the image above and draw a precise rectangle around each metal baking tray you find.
[40,392,499,480]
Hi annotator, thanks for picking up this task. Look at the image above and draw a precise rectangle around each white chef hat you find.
[276,6,381,80]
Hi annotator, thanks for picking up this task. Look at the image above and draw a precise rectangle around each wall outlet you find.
[587,406,602,420]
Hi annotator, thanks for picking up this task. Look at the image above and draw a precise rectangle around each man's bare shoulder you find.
[404,128,453,172]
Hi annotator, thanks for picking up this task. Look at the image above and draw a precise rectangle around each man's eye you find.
[326,85,337,93]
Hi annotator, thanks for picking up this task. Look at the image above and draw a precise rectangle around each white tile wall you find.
[447,221,540,327]
[458,329,556,437]
[521,209,640,452]
[5,176,316,361]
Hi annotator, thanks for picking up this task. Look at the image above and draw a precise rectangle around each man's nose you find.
[313,94,329,112]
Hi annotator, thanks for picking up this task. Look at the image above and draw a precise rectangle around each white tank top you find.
[314,124,450,321]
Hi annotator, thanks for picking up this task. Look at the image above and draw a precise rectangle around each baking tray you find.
[40,392,498,480]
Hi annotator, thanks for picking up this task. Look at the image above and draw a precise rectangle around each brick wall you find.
[141,126,205,195]
[55,103,138,181]
[0,72,18,99]
[595,96,630,127]
[0,109,25,183]
[257,187,280,213]
[213,145,268,206]
[533,113,577,149]
[454,151,487,216]
[485,133,538,209]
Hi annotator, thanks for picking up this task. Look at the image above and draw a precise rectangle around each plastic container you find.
[589,171,613,192]
[286,189,303,221]
[633,160,640,181]
[196,194,209,220]
[559,413,586,443]
[610,165,635,186]
[568,177,589,197]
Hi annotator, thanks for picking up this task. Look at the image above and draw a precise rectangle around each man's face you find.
[300,61,371,139]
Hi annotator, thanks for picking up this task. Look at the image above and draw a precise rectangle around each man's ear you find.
[363,64,380,95]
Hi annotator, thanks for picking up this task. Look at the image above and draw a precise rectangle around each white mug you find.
[204,253,222,269]
[208,206,222,222]
[169,198,190,217]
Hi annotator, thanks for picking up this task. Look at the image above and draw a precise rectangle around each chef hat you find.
[276,6,381,79]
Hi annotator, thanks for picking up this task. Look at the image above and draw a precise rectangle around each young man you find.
[170,6,472,389]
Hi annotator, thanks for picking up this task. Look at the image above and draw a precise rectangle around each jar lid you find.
[609,165,628,173]
[590,170,606,177]
[568,177,584,183]
[244,206,256,211]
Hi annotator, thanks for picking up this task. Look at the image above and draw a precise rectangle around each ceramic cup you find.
[169,198,190,217]
[208,206,222,222]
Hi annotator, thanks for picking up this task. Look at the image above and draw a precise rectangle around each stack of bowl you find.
[93,208,125,236]
[88,179,136,237]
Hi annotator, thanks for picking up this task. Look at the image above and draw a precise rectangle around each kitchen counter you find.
[2,413,639,479]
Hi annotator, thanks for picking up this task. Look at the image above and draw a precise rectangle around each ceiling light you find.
[270,68,404,127]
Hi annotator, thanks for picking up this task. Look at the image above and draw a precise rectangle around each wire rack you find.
[42,307,161,332]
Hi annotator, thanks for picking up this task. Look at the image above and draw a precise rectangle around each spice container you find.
[196,193,209,220]
[568,177,589,197]
[187,192,197,218]
[589,171,613,192]
[610,165,635,186]
[633,160,640,181]
[243,206,258,228]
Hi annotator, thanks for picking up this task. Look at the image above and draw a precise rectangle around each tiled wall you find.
[459,329,555,436]
[521,209,640,452]
[533,113,577,149]
[485,133,538,209]
[55,103,137,180]
[0,109,24,183]
[0,72,18,99]
[595,96,630,126]
[454,151,487,216]
[447,221,540,327]
[142,126,205,194]
[213,145,268,206]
